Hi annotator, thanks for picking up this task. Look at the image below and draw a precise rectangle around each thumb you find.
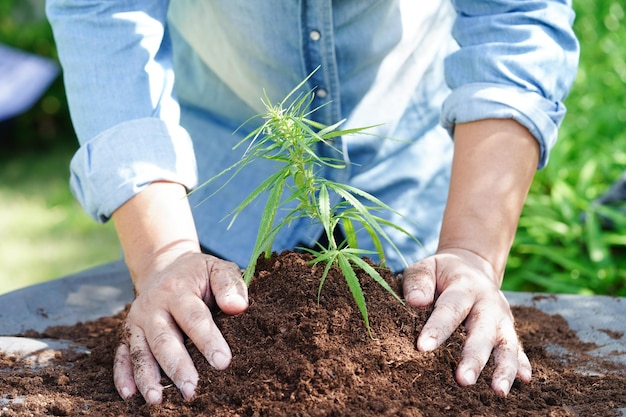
[402,257,437,307]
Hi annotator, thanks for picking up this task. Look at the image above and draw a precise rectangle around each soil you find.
[1,250,626,416]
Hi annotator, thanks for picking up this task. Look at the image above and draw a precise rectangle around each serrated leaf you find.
[361,221,386,265]
[227,170,289,229]
[328,183,410,267]
[315,251,339,304]
[318,184,332,245]
[337,253,371,335]
[342,217,358,249]
[346,254,404,305]
[243,171,288,284]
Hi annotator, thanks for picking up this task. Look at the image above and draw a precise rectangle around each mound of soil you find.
[1,250,626,416]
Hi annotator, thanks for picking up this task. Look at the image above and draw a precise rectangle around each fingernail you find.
[211,351,230,370]
[180,381,196,400]
[464,369,477,385]
[419,335,438,351]
[146,388,161,404]
[497,379,510,396]
[121,386,132,399]
[406,289,424,304]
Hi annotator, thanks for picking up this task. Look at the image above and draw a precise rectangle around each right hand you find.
[113,251,248,404]
[402,248,531,397]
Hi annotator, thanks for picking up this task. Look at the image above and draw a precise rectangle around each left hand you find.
[402,247,532,397]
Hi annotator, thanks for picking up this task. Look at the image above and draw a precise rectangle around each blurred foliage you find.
[504,1,626,295]
[0,145,121,295]
[1,0,119,294]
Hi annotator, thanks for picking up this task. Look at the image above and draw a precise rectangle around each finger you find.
[516,346,532,383]
[417,288,472,351]
[489,324,525,397]
[402,257,437,307]
[454,307,497,388]
[128,326,164,405]
[113,342,137,400]
[172,293,233,371]
[142,311,199,401]
[208,258,249,315]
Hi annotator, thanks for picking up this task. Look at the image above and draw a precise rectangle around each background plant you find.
[199,75,417,333]
[504,1,626,295]
[0,0,120,295]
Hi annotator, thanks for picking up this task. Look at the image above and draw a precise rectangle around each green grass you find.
[0,143,121,295]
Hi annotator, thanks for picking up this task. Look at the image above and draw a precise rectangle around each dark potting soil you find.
[1,250,626,416]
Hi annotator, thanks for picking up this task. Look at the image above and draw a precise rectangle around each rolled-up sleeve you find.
[46,0,197,222]
[441,0,580,168]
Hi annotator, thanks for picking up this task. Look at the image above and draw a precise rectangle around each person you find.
[45,0,579,405]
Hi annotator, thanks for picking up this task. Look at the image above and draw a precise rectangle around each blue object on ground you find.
[0,43,59,122]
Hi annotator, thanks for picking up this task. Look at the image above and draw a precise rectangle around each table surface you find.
[0,260,625,414]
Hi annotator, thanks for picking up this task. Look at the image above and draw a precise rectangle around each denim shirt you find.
[46,0,579,272]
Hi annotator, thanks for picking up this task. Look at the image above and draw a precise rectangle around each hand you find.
[113,251,248,404]
[402,248,532,397]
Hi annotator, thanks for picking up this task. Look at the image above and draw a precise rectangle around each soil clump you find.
[1,250,625,416]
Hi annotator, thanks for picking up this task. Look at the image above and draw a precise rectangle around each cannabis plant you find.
[198,73,418,333]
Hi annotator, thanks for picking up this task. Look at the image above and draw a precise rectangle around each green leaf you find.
[342,217,358,249]
[595,205,626,228]
[337,253,371,335]
[328,183,411,267]
[315,251,339,304]
[278,66,319,108]
[360,220,387,265]
[315,118,347,137]
[227,169,289,229]
[243,171,288,284]
[516,244,598,279]
[318,184,332,246]
[318,124,383,140]
[346,253,404,305]
[583,208,612,267]
[521,272,595,295]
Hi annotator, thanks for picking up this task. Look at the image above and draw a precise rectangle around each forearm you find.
[443,0,578,170]
[438,118,539,281]
[112,181,201,292]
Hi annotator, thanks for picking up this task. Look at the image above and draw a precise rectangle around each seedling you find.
[197,72,418,333]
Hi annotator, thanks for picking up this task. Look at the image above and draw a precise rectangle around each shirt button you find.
[316,88,328,99]
[309,30,321,41]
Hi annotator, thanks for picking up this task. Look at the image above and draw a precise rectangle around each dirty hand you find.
[113,252,248,404]
[402,248,532,397]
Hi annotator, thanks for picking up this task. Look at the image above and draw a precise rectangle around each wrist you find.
[112,181,201,290]
[437,210,512,280]
[127,242,201,290]
[436,240,506,285]
[440,119,539,279]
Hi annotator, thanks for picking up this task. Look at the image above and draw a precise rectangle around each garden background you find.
[1,1,624,296]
